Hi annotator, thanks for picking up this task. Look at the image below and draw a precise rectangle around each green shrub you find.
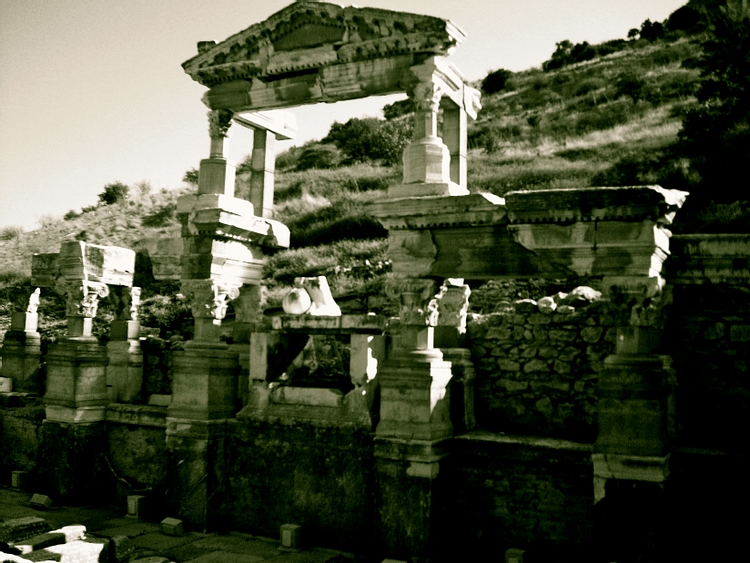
[98,181,129,205]
[481,68,513,94]
[275,148,300,171]
[142,203,176,227]
[296,143,342,170]
[323,116,412,165]
[182,168,199,185]
[0,226,23,242]
[382,98,415,120]
[139,293,193,340]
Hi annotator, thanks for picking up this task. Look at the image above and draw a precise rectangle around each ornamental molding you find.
[385,277,438,326]
[62,280,110,318]
[182,2,465,88]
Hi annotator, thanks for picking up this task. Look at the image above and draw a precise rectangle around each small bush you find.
[296,143,342,170]
[482,68,513,94]
[275,148,300,171]
[142,203,177,227]
[37,214,59,228]
[81,205,98,214]
[98,181,129,205]
[382,98,415,120]
[0,226,23,243]
[63,209,80,221]
[182,168,199,185]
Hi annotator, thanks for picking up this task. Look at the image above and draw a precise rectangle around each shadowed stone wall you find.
[225,419,376,554]
[467,289,623,442]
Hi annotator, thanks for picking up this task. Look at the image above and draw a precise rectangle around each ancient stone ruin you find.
[1,2,749,562]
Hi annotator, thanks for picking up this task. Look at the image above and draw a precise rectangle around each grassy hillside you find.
[2,8,747,338]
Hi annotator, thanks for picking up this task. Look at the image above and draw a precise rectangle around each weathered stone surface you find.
[549,330,576,342]
[497,359,521,371]
[500,379,529,392]
[0,517,51,543]
[523,359,547,373]
[537,296,556,314]
[581,327,603,343]
[729,324,750,342]
[514,299,537,314]
[703,322,725,340]
[535,397,553,416]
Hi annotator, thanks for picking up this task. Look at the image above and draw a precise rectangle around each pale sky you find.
[0,0,687,230]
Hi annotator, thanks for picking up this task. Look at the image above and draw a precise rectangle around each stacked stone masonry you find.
[468,286,623,442]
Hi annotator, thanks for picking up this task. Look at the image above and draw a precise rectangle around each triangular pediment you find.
[183,1,465,87]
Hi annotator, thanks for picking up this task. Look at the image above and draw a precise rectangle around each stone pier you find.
[31,241,136,502]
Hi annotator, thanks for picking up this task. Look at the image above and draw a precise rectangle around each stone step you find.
[0,517,51,544]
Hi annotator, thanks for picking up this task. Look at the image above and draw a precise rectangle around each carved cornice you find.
[504,186,689,226]
[181,279,241,320]
[183,2,465,87]
[385,277,438,326]
[367,193,507,231]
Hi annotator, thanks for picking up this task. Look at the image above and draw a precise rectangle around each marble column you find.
[1,288,42,393]
[434,279,476,433]
[166,278,241,531]
[199,109,236,197]
[375,277,453,560]
[41,280,110,503]
[106,286,143,403]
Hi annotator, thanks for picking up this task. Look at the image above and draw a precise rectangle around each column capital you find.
[435,279,471,329]
[208,109,233,139]
[62,280,109,318]
[385,277,438,326]
[182,279,240,321]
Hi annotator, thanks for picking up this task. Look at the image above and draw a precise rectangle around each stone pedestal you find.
[44,338,109,423]
[375,348,453,442]
[168,343,240,421]
[1,313,42,393]
[106,339,143,404]
[41,338,109,502]
[595,353,669,457]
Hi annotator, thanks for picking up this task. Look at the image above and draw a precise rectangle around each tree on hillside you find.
[98,181,129,205]
[678,0,750,203]
[481,68,513,94]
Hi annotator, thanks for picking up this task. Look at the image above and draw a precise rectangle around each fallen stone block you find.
[30,494,52,510]
[280,523,301,549]
[14,531,66,554]
[110,535,134,563]
[506,548,526,563]
[0,377,13,392]
[126,495,146,519]
[30,538,108,562]
[0,517,51,543]
[11,471,28,490]
[52,526,86,543]
[160,518,183,536]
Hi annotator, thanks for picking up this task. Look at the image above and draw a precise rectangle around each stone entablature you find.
[183,1,465,90]
[667,234,750,284]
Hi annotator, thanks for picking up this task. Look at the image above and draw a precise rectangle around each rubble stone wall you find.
[664,283,750,451]
[225,419,376,554]
[467,292,624,442]
[440,435,594,558]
